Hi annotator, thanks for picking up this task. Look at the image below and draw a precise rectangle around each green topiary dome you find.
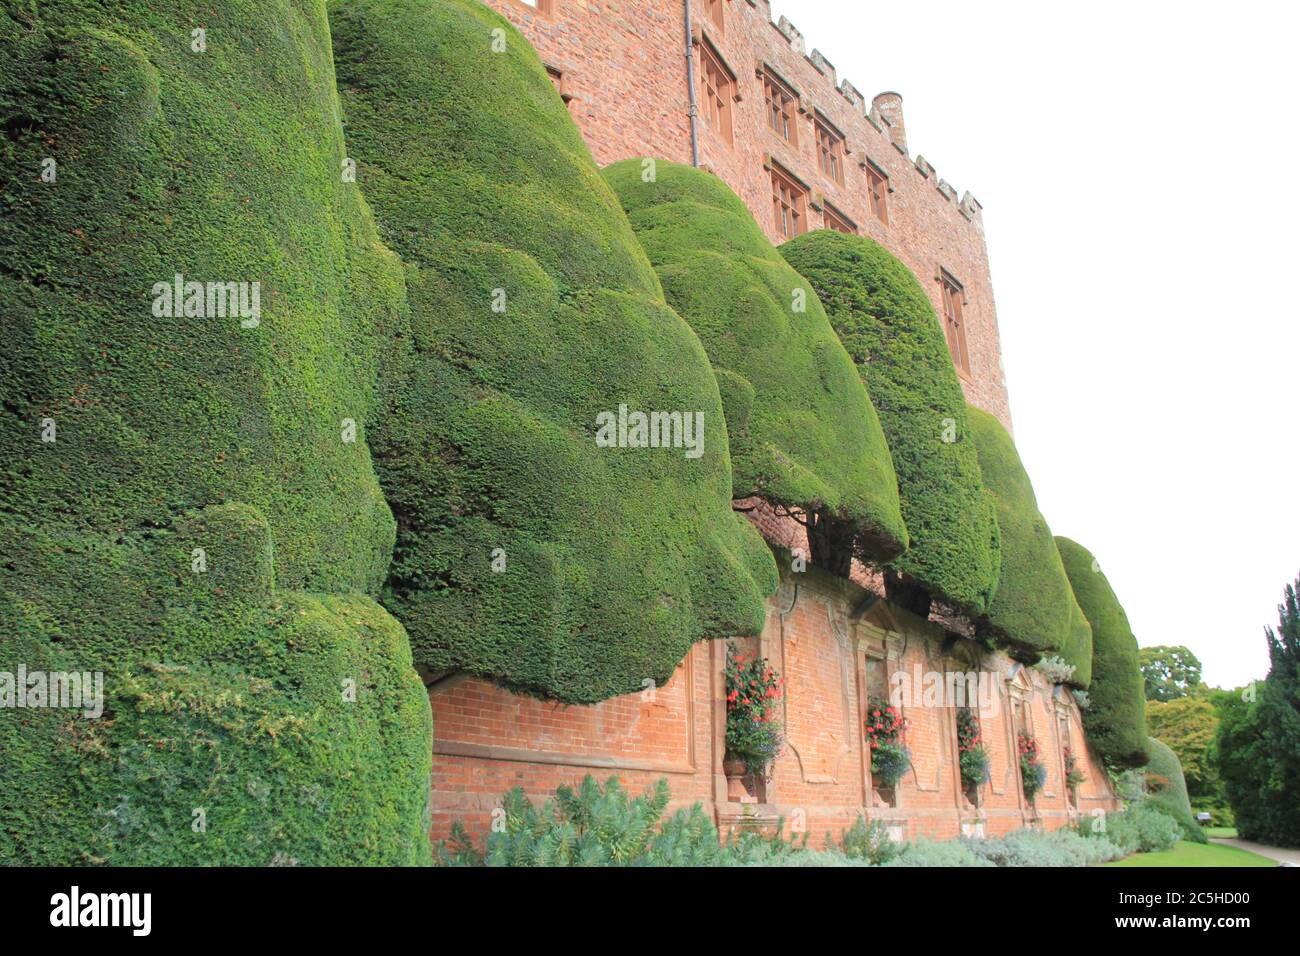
[331,0,776,704]
[967,408,1076,661]
[1059,595,1095,689]
[1056,537,1148,769]
[1145,735,1208,843]
[603,161,907,575]
[0,0,431,864]
[779,231,999,615]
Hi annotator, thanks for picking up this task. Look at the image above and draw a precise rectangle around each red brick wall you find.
[428,645,722,840]
[427,560,1118,846]
[487,0,694,167]
[483,0,1012,431]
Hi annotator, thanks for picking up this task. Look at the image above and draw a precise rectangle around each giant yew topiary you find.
[967,408,1078,663]
[1060,596,1095,689]
[1145,736,1207,843]
[603,161,907,576]
[331,0,776,703]
[778,231,999,615]
[1056,537,1148,769]
[0,0,432,864]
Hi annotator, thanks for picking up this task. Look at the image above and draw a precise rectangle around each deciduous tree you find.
[1139,645,1203,701]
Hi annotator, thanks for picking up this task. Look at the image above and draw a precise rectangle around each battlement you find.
[763,2,984,226]
[484,0,1012,433]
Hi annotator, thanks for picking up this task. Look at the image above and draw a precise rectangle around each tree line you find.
[1140,574,1300,847]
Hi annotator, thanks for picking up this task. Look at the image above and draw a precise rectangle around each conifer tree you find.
[1218,576,1300,846]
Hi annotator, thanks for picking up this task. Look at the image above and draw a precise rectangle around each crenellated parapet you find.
[482,0,1015,434]
[757,1,984,229]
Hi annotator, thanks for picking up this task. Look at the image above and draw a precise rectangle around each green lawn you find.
[1204,827,1237,839]
[1105,840,1275,867]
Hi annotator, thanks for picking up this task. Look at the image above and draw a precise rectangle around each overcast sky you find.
[768,0,1300,688]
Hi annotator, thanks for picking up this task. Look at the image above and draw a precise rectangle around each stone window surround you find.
[822,200,856,234]
[939,266,972,381]
[695,33,739,145]
[703,0,726,35]
[1007,666,1042,810]
[862,156,890,225]
[758,64,802,148]
[768,158,809,238]
[813,110,848,186]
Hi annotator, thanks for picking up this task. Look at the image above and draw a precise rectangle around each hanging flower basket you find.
[1018,731,1045,803]
[956,707,990,794]
[724,646,784,780]
[866,697,911,788]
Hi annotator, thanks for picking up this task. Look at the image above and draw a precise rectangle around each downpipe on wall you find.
[684,0,701,167]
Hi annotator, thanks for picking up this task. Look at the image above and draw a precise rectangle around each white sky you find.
[768,0,1300,688]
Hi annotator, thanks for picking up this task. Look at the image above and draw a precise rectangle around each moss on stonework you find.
[778,231,999,616]
[0,1,431,864]
[330,0,776,704]
[967,408,1076,661]
[1056,537,1148,769]
[604,161,907,571]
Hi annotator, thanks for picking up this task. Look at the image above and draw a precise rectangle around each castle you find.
[428,0,1120,844]
[498,0,1010,430]
[0,0,1140,865]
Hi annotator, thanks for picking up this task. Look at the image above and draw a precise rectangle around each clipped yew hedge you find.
[605,161,907,568]
[331,0,776,703]
[1060,597,1095,688]
[0,0,431,864]
[967,408,1075,661]
[1145,736,1207,843]
[1056,537,1148,769]
[779,231,999,616]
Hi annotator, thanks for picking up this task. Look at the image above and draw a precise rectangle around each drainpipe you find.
[683,0,701,167]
